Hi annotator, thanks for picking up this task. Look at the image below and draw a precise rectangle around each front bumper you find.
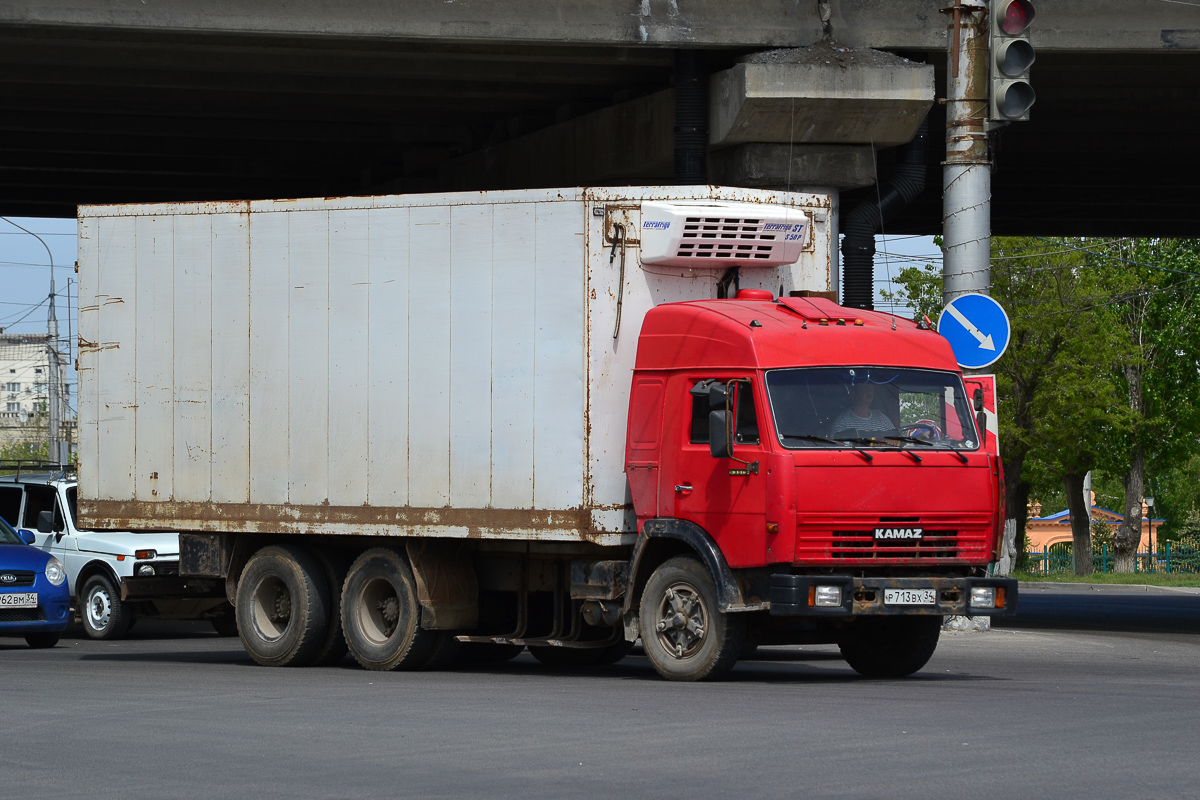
[768,575,1017,618]
[0,580,71,634]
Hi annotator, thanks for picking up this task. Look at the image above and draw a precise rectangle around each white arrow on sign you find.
[945,302,996,351]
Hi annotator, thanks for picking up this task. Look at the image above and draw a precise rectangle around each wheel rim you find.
[87,586,112,630]
[357,576,401,645]
[652,581,708,659]
[250,574,292,643]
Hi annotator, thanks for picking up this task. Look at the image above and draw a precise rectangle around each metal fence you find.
[1025,542,1200,575]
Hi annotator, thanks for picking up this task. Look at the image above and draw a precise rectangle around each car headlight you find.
[136,563,156,577]
[44,557,66,586]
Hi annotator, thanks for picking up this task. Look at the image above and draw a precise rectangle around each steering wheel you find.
[903,421,942,441]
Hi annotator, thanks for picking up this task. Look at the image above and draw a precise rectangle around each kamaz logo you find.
[764,223,803,232]
[874,527,924,540]
[642,221,671,229]
[0,574,15,583]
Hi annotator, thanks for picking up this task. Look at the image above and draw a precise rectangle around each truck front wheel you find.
[341,548,436,671]
[235,545,330,667]
[80,573,133,640]
[838,616,941,678]
[639,556,744,682]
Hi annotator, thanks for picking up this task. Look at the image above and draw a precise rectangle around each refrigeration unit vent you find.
[638,201,809,268]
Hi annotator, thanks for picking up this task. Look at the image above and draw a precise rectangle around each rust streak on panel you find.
[80,499,591,534]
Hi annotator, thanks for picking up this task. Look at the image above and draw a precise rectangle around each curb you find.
[1017,581,1200,595]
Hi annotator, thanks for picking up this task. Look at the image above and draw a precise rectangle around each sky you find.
[0,215,943,420]
[0,215,79,415]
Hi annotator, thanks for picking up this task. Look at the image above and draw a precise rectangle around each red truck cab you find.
[623,292,1015,681]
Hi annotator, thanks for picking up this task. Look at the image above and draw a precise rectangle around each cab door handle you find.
[674,484,693,494]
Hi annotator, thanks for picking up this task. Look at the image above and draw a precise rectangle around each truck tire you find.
[25,632,61,648]
[639,556,744,682]
[80,572,134,640]
[341,548,436,671]
[310,548,351,667]
[235,545,330,667]
[838,616,941,678]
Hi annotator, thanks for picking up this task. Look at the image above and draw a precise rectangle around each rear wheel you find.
[838,616,942,678]
[235,545,330,667]
[25,632,61,648]
[639,556,744,682]
[341,548,435,671]
[80,573,133,640]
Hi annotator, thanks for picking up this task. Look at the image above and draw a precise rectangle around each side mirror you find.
[709,410,732,459]
[17,529,35,545]
[973,387,985,412]
[708,383,733,459]
[37,510,55,534]
[976,410,988,446]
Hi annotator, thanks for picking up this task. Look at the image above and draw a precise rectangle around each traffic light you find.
[990,0,1036,122]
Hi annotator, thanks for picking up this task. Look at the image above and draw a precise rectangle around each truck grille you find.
[0,570,35,587]
[829,531,960,559]
[0,607,45,623]
[794,515,993,564]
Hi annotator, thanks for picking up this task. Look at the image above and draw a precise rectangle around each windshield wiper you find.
[782,434,873,462]
[880,434,970,463]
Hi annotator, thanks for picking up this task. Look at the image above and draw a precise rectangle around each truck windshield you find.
[765,367,979,450]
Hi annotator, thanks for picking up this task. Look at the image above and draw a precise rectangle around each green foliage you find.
[1091,518,1115,550]
[880,262,942,324]
[890,237,1200,572]
[0,438,48,463]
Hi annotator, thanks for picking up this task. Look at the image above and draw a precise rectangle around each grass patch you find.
[1013,570,1200,587]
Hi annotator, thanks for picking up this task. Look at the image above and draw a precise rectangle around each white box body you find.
[77,186,835,545]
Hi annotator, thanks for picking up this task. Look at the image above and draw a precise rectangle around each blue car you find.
[1,515,71,648]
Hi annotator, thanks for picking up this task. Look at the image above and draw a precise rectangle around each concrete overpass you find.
[2,1,1199,235]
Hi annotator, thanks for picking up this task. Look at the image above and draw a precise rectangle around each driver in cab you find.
[829,378,895,439]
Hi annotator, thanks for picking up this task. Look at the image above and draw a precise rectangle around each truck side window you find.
[21,485,62,532]
[0,486,21,527]
[689,380,760,445]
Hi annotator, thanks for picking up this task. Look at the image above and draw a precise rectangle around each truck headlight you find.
[136,564,156,577]
[814,585,843,607]
[44,557,66,586]
[970,587,996,608]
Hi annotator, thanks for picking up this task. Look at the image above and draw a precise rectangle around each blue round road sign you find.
[937,293,1011,370]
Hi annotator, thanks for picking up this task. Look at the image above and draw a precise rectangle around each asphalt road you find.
[3,588,1199,800]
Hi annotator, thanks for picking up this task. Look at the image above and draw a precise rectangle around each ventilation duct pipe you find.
[840,116,930,311]
[674,50,708,184]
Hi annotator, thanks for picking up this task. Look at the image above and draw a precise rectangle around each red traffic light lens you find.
[1000,0,1035,35]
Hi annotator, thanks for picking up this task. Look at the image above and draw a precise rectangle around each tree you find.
[1091,239,1200,571]
[886,238,1130,574]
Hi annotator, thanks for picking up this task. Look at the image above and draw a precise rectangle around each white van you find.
[0,470,232,638]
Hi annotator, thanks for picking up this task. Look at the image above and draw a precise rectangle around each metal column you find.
[943,0,991,303]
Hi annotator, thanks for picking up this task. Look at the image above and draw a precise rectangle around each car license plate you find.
[884,588,936,606]
[0,592,37,608]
